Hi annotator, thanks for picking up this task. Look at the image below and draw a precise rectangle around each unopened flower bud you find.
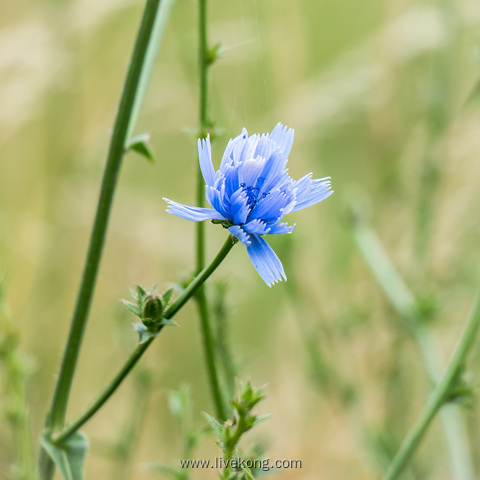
[142,294,163,327]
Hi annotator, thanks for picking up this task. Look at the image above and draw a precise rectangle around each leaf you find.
[41,431,88,480]
[122,300,142,317]
[252,414,271,428]
[162,288,174,307]
[160,318,178,327]
[133,323,158,344]
[202,412,224,439]
[126,134,154,162]
[136,284,147,300]
[129,287,138,301]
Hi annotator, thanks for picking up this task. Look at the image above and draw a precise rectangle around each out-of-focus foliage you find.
[1,0,480,478]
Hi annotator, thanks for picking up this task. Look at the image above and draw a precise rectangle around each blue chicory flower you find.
[164,123,332,286]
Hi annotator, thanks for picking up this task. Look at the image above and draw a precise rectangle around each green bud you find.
[142,294,163,326]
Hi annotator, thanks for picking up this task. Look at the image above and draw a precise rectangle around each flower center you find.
[240,183,269,209]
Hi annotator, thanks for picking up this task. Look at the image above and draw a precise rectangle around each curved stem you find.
[52,235,236,444]
[384,291,480,480]
[38,1,172,476]
[53,337,154,445]
[164,236,236,319]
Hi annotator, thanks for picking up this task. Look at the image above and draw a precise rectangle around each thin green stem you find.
[53,338,154,445]
[38,1,170,477]
[196,288,228,420]
[164,235,237,320]
[51,235,236,445]
[165,236,236,319]
[384,291,480,480]
[196,0,209,270]
[351,210,475,479]
[194,0,227,420]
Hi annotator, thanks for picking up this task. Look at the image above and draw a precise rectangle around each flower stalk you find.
[38,0,173,477]
[51,235,236,446]
[195,0,228,421]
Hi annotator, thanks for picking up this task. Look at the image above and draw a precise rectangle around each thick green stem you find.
[384,292,480,480]
[194,0,227,420]
[38,0,170,477]
[52,235,235,445]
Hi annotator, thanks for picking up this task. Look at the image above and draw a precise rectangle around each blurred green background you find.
[2,0,480,478]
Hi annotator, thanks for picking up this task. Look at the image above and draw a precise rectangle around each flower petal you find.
[243,219,270,235]
[248,188,292,223]
[198,136,215,187]
[220,128,248,169]
[206,183,230,219]
[222,163,240,197]
[164,198,225,222]
[267,221,295,235]
[229,188,250,224]
[253,135,278,164]
[237,134,261,165]
[269,122,295,158]
[228,225,251,246]
[246,234,286,287]
[292,176,333,212]
[257,149,289,195]
[239,156,267,187]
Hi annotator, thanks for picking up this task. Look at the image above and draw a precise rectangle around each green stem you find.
[196,0,209,271]
[164,236,236,319]
[194,0,227,420]
[351,210,476,479]
[196,287,228,420]
[51,235,236,444]
[53,338,154,446]
[384,291,480,480]
[38,0,170,476]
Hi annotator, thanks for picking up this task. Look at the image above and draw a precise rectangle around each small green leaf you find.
[122,300,142,317]
[41,431,88,480]
[126,134,154,162]
[128,287,137,300]
[136,285,147,300]
[133,323,158,344]
[160,318,178,327]
[162,288,174,307]
[252,414,271,428]
[203,412,224,439]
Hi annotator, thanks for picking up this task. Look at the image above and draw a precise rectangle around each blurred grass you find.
[2,0,480,478]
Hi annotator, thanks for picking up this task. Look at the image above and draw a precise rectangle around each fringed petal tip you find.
[269,122,295,158]
[197,135,215,187]
[246,234,287,287]
[228,225,251,246]
[163,198,225,222]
